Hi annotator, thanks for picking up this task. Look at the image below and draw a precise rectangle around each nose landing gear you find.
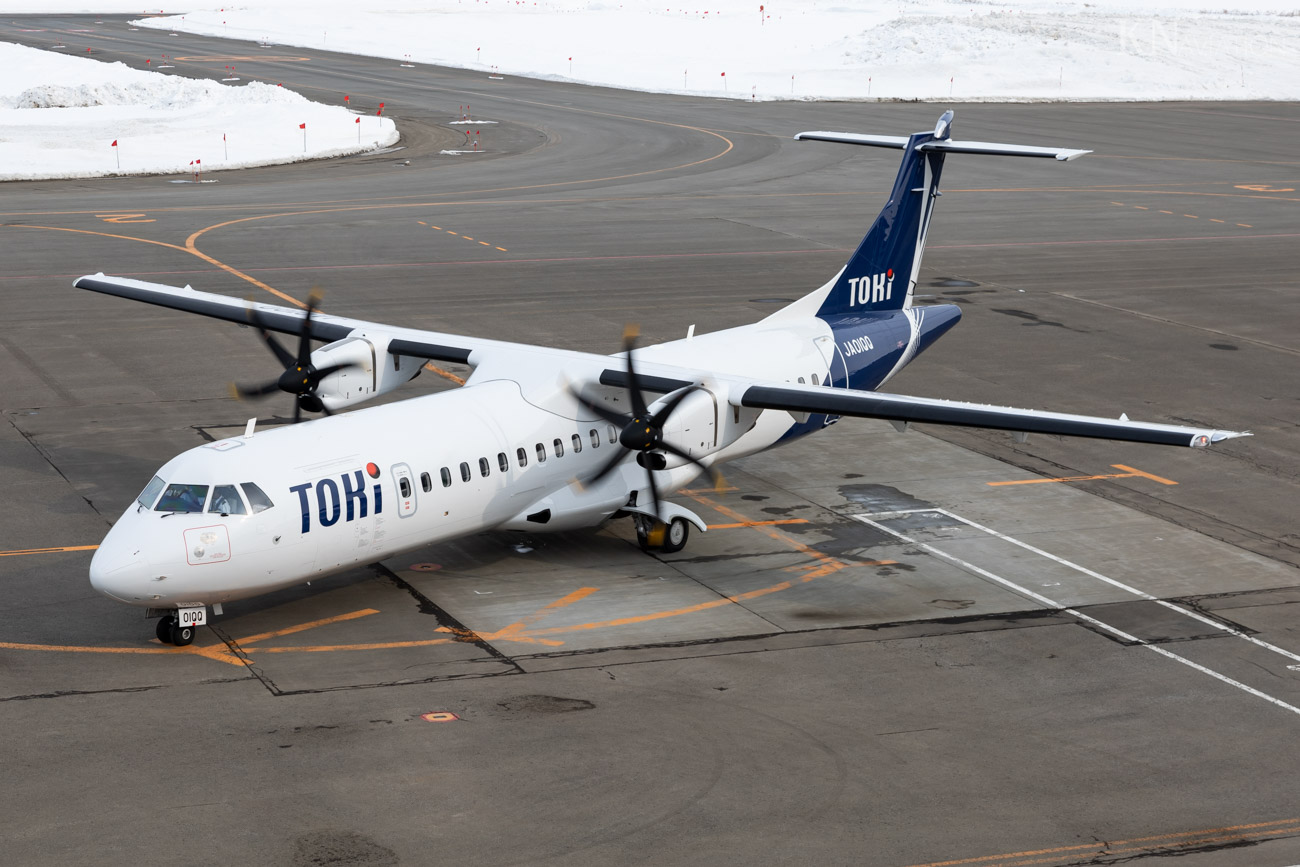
[154,614,196,647]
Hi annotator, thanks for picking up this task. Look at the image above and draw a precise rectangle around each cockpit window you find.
[209,485,247,515]
[155,483,209,513]
[137,476,166,510]
[240,482,274,514]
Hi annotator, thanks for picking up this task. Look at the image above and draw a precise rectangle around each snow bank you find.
[0,40,397,181]
[127,0,1300,102]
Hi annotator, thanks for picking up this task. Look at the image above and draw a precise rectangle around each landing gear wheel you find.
[169,621,195,647]
[156,615,176,645]
[634,514,657,552]
[660,516,690,554]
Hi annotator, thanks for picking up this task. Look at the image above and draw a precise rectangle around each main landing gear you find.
[155,614,196,647]
[634,514,690,554]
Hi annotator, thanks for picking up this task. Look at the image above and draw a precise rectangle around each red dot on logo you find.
[887,268,894,279]
[366,462,380,478]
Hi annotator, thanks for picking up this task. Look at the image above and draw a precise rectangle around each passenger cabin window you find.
[156,483,208,513]
[607,425,617,444]
[420,472,432,493]
[798,376,805,384]
[209,485,247,515]
[498,452,508,472]
[137,475,166,510]
[811,374,820,386]
[536,443,547,463]
[460,462,471,482]
[517,447,528,468]
[571,433,582,453]
[240,483,274,513]
[479,457,490,477]
[440,467,452,487]
[399,477,412,498]
[553,438,564,457]
[590,429,600,449]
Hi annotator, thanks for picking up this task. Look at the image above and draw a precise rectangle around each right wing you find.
[737,380,1248,448]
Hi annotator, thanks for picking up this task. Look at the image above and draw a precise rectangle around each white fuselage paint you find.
[89,315,838,608]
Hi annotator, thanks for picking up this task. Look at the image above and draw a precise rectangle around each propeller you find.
[570,326,720,519]
[232,291,358,423]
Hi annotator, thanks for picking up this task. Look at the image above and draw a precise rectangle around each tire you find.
[156,615,176,645]
[170,622,195,647]
[659,517,690,554]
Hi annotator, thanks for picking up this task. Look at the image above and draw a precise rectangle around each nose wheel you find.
[155,615,196,647]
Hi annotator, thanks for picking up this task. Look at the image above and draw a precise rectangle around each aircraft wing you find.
[737,381,1248,448]
[75,273,511,365]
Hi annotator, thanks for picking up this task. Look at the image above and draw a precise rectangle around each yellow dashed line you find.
[1238,223,1253,228]
[1211,218,1225,223]
[1159,210,1174,214]
[422,220,507,252]
[1184,214,1198,218]
[1134,205,1148,210]
[1110,201,1124,206]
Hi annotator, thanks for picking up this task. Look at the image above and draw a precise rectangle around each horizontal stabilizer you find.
[739,382,1248,448]
[794,131,1090,161]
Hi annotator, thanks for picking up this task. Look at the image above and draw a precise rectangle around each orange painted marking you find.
[1109,201,1124,206]
[95,213,155,224]
[421,712,459,722]
[1183,213,1198,218]
[236,608,380,646]
[901,816,1300,867]
[423,361,466,385]
[1210,218,1225,222]
[707,519,810,529]
[494,246,508,251]
[1159,209,1174,214]
[0,544,98,558]
[475,587,599,646]
[1134,205,1149,209]
[1237,223,1253,227]
[988,464,1176,487]
[1235,184,1295,192]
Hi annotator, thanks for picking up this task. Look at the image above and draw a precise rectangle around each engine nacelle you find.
[657,387,719,467]
[312,332,424,410]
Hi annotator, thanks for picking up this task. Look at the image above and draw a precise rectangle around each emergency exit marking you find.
[421,712,459,722]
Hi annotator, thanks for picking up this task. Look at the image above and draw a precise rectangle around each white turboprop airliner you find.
[78,112,1247,646]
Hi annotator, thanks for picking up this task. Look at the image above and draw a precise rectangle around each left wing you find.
[78,273,525,365]
[738,381,1248,448]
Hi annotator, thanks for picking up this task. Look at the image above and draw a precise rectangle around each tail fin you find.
[786,111,1089,320]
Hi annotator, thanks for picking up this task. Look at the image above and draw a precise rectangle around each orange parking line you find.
[900,816,1300,867]
[0,544,98,557]
[236,608,380,645]
[1109,463,1177,485]
[708,519,810,529]
[988,464,1176,487]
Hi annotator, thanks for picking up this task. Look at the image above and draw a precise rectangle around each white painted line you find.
[855,513,1300,718]
[865,508,1300,667]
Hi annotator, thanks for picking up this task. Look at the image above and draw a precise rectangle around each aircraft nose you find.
[89,541,149,604]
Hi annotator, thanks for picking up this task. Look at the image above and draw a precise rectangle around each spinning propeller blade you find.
[231,290,358,422]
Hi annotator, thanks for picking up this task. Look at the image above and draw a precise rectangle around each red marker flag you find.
[195,158,201,165]
[111,139,118,147]
[354,116,360,123]
[299,122,306,129]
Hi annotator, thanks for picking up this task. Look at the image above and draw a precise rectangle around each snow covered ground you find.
[2,1,1296,182]
[134,0,1300,102]
[0,40,396,181]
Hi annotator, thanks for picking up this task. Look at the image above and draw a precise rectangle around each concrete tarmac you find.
[3,14,1300,867]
